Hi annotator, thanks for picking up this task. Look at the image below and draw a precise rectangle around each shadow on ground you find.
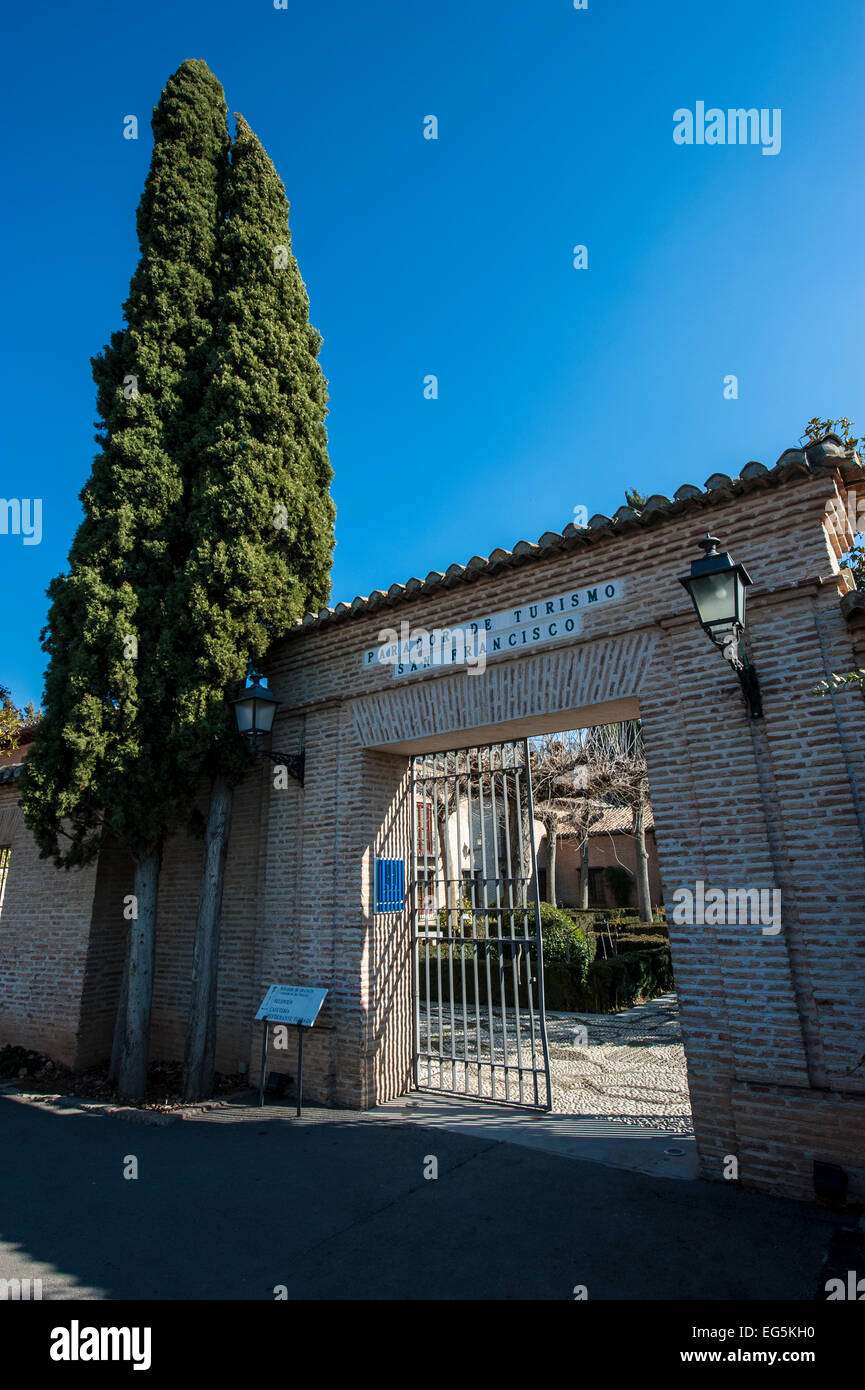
[0,1092,841,1301]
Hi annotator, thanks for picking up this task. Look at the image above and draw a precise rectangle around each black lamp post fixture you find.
[230,669,305,784]
[678,535,763,718]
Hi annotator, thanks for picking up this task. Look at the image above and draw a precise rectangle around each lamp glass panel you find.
[234,699,254,733]
[254,698,277,734]
[688,571,736,628]
[733,572,747,627]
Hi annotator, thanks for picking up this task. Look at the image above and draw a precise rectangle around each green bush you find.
[510,901,593,982]
[436,896,499,937]
[418,940,478,962]
[626,921,669,940]
[542,963,595,1011]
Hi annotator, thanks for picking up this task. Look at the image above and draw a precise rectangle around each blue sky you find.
[2,0,863,708]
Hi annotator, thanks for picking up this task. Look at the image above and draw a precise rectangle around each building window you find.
[416,800,435,856]
[538,867,547,901]
[415,799,440,927]
[0,848,10,919]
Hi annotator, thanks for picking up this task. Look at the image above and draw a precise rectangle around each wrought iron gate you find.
[411,738,553,1109]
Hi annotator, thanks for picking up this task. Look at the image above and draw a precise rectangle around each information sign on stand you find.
[254,985,328,1116]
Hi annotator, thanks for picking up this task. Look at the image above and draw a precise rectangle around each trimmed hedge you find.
[419,941,673,1013]
[613,932,669,954]
[418,902,672,1013]
[563,907,667,930]
[561,908,613,931]
[587,948,673,1010]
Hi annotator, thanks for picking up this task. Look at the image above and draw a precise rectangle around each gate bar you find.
[523,736,553,1110]
[411,760,421,1091]
[466,748,484,1093]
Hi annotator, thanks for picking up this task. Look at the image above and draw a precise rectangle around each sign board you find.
[361,578,624,678]
[255,984,327,1028]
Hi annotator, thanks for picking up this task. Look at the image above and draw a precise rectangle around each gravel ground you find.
[417,992,693,1133]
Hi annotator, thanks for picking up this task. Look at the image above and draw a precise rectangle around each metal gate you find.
[411,738,553,1109]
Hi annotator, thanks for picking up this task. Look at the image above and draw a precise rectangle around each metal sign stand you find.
[257,1016,307,1116]
[254,986,328,1116]
[258,1017,269,1108]
[295,1020,304,1117]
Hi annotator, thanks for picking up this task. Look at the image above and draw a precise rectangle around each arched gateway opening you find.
[351,659,676,1119]
[402,721,684,1130]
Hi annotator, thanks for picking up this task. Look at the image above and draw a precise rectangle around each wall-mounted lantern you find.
[678,535,763,718]
[230,675,278,739]
[230,668,305,783]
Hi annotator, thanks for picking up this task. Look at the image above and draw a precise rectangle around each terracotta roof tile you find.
[288,439,862,634]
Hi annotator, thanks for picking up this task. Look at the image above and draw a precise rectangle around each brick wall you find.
[75,836,134,1068]
[0,790,98,1064]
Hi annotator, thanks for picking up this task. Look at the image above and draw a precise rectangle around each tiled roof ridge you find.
[292,438,863,634]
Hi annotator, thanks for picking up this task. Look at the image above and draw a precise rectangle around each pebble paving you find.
[417,991,693,1134]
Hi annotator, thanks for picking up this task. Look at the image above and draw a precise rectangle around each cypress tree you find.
[178,114,335,1100]
[20,60,229,1101]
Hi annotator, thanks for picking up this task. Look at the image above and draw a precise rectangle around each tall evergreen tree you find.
[20,60,229,1100]
[178,114,335,1100]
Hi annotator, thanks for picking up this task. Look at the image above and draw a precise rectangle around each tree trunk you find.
[183,774,234,1101]
[109,929,131,1084]
[633,803,652,923]
[116,845,161,1101]
[580,835,590,909]
[546,820,557,906]
[434,802,455,922]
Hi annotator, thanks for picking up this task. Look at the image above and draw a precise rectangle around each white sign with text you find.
[255,985,328,1027]
[361,578,624,677]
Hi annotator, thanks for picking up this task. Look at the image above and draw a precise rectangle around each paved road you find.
[0,1091,839,1301]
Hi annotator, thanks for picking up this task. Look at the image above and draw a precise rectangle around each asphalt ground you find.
[0,1090,846,1302]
